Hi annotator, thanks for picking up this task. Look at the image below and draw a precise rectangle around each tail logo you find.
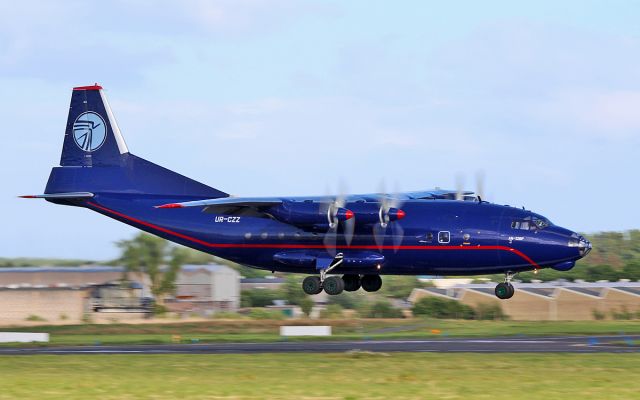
[72,112,107,152]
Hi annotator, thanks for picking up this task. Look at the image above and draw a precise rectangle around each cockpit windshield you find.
[511,214,552,231]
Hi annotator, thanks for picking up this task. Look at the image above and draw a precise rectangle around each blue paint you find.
[33,87,592,279]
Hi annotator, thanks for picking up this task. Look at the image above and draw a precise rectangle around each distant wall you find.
[410,285,640,321]
[0,288,86,324]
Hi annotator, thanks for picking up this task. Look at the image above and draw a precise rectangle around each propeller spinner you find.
[373,183,406,252]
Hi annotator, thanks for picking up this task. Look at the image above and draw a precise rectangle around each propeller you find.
[456,171,487,202]
[455,174,465,201]
[322,183,355,256]
[476,170,485,200]
[372,181,406,252]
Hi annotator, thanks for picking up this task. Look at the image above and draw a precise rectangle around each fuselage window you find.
[418,232,434,244]
[438,231,450,244]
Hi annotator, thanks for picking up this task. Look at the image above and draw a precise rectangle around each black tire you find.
[495,282,511,300]
[302,276,322,295]
[505,283,515,299]
[361,275,382,292]
[343,274,361,292]
[323,276,345,295]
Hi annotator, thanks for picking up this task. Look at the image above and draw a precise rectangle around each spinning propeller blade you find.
[322,182,353,256]
[372,181,406,252]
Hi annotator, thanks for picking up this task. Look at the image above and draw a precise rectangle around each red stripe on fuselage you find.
[86,201,540,269]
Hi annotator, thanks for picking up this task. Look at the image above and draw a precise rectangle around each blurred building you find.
[0,263,240,324]
[240,277,285,290]
[0,286,86,323]
[170,265,240,314]
[0,266,128,288]
[409,281,640,321]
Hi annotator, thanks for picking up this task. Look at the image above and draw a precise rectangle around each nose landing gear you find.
[495,271,515,300]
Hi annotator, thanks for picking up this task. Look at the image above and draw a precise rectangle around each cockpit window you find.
[511,215,551,230]
[533,217,549,229]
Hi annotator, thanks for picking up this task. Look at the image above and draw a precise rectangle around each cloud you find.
[0,0,327,85]
[531,90,640,139]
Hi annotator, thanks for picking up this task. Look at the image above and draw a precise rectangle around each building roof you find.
[520,287,556,298]
[611,287,640,296]
[0,263,235,274]
[240,278,285,284]
[564,287,603,297]
[415,281,640,301]
[0,266,125,273]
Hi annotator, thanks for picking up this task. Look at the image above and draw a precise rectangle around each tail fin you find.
[60,84,129,167]
[45,85,227,200]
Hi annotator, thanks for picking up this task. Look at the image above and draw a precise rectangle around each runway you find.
[1,335,638,355]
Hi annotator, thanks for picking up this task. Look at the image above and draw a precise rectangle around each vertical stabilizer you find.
[61,84,128,166]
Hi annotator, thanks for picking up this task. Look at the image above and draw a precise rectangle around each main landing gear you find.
[495,271,515,300]
[301,253,383,295]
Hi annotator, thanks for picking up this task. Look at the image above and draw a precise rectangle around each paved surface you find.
[1,335,638,355]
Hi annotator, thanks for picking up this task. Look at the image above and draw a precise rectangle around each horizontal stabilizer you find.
[19,192,94,199]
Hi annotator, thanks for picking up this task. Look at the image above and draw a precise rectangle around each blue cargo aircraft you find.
[23,85,592,299]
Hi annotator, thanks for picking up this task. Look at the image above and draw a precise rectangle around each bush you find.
[412,297,474,319]
[592,309,606,320]
[585,265,619,282]
[380,276,420,299]
[299,297,314,317]
[363,299,403,318]
[247,308,285,320]
[283,275,308,305]
[611,306,635,320]
[320,304,344,319]
[25,315,46,322]
[327,292,365,310]
[241,289,283,308]
[622,262,640,281]
[153,304,168,315]
[212,311,245,320]
[474,302,507,320]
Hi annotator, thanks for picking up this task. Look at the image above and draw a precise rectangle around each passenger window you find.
[418,232,434,244]
[438,231,450,244]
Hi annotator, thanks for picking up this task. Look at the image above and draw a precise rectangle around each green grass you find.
[0,353,639,399]
[4,319,640,347]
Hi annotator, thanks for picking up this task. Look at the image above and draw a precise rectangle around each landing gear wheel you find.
[506,283,515,299]
[302,276,322,295]
[361,275,382,292]
[342,274,361,292]
[495,282,514,299]
[323,276,345,295]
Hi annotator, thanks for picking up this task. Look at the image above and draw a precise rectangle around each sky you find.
[1,0,639,260]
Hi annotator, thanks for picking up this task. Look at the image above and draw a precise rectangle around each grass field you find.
[0,353,638,399]
[4,319,640,346]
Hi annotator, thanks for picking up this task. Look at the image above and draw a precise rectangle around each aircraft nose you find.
[568,233,592,258]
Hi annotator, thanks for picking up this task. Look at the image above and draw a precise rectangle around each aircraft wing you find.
[155,188,477,210]
[156,197,282,210]
[402,189,475,200]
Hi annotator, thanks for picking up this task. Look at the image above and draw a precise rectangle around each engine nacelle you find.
[270,201,352,227]
[348,203,406,226]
